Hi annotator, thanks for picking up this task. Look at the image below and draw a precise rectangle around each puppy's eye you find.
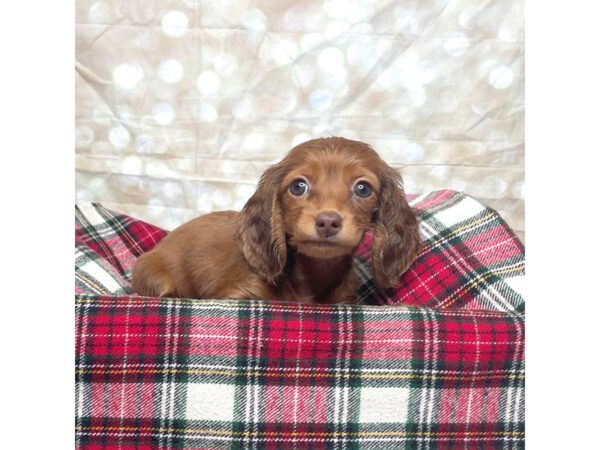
[289,179,308,196]
[354,181,373,198]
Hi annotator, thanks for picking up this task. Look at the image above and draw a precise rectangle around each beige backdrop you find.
[75,0,524,241]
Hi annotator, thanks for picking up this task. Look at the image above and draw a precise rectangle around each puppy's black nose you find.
[315,212,342,238]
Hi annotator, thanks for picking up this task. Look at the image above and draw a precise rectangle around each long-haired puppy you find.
[132,137,420,304]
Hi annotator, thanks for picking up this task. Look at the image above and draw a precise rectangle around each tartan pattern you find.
[75,203,167,295]
[75,297,524,449]
[355,191,525,312]
[75,242,131,295]
[75,190,525,449]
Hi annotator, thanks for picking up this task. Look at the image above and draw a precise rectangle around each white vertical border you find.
[527,1,600,449]
[0,2,73,449]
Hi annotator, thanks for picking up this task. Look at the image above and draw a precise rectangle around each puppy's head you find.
[237,137,420,289]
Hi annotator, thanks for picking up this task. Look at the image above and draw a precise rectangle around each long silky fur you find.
[236,164,288,284]
[371,165,421,290]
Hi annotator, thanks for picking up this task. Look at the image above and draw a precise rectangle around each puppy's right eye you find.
[289,179,308,196]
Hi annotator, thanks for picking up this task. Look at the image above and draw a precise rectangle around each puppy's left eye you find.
[354,181,373,198]
[289,179,308,196]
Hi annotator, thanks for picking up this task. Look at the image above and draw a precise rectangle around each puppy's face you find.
[238,137,420,289]
[279,149,380,259]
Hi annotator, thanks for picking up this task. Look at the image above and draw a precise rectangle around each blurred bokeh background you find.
[75,0,524,241]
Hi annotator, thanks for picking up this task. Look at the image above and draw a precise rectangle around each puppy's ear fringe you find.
[371,166,421,291]
[236,164,287,284]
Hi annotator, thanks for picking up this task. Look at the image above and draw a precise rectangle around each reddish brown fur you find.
[131,137,420,303]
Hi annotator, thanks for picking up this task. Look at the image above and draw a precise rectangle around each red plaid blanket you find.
[75,190,525,449]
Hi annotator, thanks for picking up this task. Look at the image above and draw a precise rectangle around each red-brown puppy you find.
[131,137,420,303]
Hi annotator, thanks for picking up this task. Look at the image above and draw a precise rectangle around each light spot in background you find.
[408,17,425,35]
[220,137,243,156]
[121,156,143,175]
[512,181,525,199]
[394,5,416,32]
[346,41,386,76]
[318,47,344,73]
[273,40,299,66]
[325,20,350,39]
[148,198,166,216]
[300,33,324,52]
[335,0,375,22]
[339,129,359,141]
[159,59,184,83]
[90,141,112,154]
[89,177,107,195]
[196,71,221,95]
[113,64,144,89]
[450,177,467,192]
[486,177,508,197]
[443,33,470,57]
[152,102,175,125]
[294,64,316,87]
[92,108,111,126]
[429,166,448,178]
[117,106,135,121]
[284,6,306,31]
[234,184,257,209]
[146,161,169,177]
[292,133,313,147]
[232,99,252,119]
[243,133,265,152]
[121,176,138,187]
[204,190,232,209]
[267,119,289,133]
[323,70,348,94]
[135,134,155,153]
[220,161,240,175]
[408,86,427,107]
[489,65,514,90]
[278,91,299,113]
[161,11,189,37]
[194,103,219,122]
[238,184,258,199]
[77,190,94,202]
[75,126,95,147]
[376,68,397,90]
[309,89,333,111]
[196,186,215,212]
[242,8,268,31]
[313,122,335,137]
[459,7,478,30]
[402,178,417,194]
[398,142,425,162]
[488,130,509,143]
[108,126,130,149]
[89,2,111,23]
[352,22,373,34]
[438,90,460,113]
[478,59,497,78]
[163,182,184,199]
[498,20,519,41]
[213,53,238,76]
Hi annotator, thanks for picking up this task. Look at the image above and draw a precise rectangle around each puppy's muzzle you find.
[315,212,342,238]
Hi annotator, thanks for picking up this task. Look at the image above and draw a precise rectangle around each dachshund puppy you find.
[131,137,420,304]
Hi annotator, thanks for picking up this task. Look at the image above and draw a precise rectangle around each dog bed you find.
[75,190,524,449]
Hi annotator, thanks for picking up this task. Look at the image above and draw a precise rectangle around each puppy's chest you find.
[276,268,357,304]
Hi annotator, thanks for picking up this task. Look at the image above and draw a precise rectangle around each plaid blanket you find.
[75,190,525,449]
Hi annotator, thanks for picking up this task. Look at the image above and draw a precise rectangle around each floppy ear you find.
[236,164,287,284]
[371,166,420,290]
